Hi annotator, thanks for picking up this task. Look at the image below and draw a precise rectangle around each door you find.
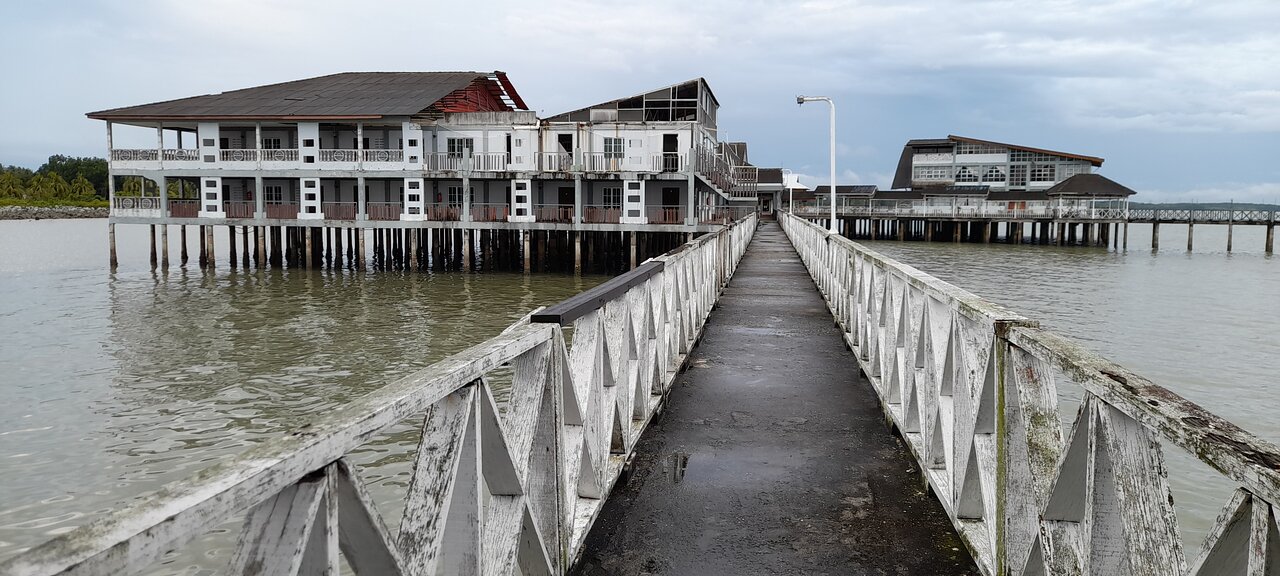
[662,134,679,171]
[555,134,574,171]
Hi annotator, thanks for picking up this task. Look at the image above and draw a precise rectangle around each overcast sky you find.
[3,0,1277,203]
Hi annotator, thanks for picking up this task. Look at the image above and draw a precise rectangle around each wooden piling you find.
[1152,222,1160,251]
[1226,221,1234,253]
[160,225,169,269]
[108,224,119,271]
[149,225,157,269]
[304,226,312,269]
[205,225,215,268]
[1187,222,1194,252]
[180,225,188,265]
[1266,223,1275,254]
[228,225,237,268]
[523,231,531,273]
[256,226,266,268]
[1123,221,1129,252]
[241,226,250,268]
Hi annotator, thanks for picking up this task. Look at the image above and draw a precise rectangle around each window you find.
[304,180,316,188]
[302,139,315,148]
[603,186,621,208]
[1030,164,1056,182]
[604,137,624,159]
[912,166,952,181]
[982,167,1006,182]
[1009,165,1028,186]
[408,181,420,189]
[205,180,217,188]
[261,138,281,150]
[265,185,283,203]
[447,138,474,158]
[202,138,215,147]
[408,138,418,147]
[447,186,466,205]
[955,167,979,183]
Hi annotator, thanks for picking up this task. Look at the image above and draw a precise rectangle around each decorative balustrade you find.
[0,214,757,576]
[319,149,359,163]
[361,149,404,163]
[427,204,462,221]
[534,204,573,223]
[778,211,1280,575]
[582,153,628,172]
[652,153,685,173]
[366,202,402,221]
[260,149,300,162]
[110,196,161,211]
[162,149,199,162]
[111,149,158,161]
[220,149,259,162]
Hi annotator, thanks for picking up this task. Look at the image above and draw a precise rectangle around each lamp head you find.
[796,95,805,105]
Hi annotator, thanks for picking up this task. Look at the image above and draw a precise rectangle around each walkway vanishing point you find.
[6,213,1280,576]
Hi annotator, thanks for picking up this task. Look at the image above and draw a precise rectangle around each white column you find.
[106,122,115,207]
[357,122,364,171]
[357,176,367,221]
[461,148,472,222]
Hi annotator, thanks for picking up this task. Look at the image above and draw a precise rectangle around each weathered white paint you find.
[779,211,1280,576]
[1,214,757,576]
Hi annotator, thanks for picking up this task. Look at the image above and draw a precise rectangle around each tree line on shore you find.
[0,156,108,205]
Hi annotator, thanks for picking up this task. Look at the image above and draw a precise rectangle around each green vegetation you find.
[1,156,109,207]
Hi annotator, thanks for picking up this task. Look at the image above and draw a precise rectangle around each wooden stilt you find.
[160,224,169,269]
[1152,222,1160,251]
[109,223,118,269]
[630,231,637,270]
[180,225,188,265]
[1187,222,1194,252]
[149,224,157,269]
[304,226,312,269]
[241,226,250,268]
[523,231,531,273]
[462,229,472,272]
[1266,223,1275,254]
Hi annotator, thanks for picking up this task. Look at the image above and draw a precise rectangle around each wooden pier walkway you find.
[572,220,977,575]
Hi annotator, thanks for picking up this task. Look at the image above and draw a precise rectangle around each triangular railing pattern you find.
[3,216,758,576]
[780,212,1280,576]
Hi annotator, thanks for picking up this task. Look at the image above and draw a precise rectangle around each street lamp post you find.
[797,95,837,233]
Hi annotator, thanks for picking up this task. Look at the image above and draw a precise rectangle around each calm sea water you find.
[863,222,1278,547]
[0,219,603,570]
[0,218,1275,569]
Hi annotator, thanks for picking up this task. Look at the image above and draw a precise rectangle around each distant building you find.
[892,135,1104,195]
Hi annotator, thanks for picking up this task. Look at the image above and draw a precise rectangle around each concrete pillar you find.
[1123,222,1129,252]
[630,231,637,270]
[181,225,188,265]
[160,224,169,269]
[1226,221,1234,253]
[522,231,531,273]
[463,228,472,272]
[149,224,157,269]
[1152,222,1160,251]
[1266,223,1275,254]
[898,219,906,241]
[1187,222,1194,252]
[108,223,118,269]
[924,220,933,242]
[255,175,265,218]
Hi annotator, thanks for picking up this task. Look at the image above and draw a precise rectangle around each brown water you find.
[0,218,1275,568]
[0,219,604,567]
[863,222,1278,548]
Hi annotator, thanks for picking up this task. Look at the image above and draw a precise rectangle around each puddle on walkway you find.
[670,452,690,483]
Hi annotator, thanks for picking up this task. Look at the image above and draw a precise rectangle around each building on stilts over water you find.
[791,135,1138,246]
[90,72,762,272]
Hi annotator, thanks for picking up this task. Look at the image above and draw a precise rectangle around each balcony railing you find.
[647,205,685,224]
[111,149,158,161]
[322,202,357,220]
[540,152,573,172]
[367,202,402,221]
[361,149,404,163]
[471,203,510,222]
[224,201,256,218]
[163,149,199,162]
[427,204,462,221]
[265,203,299,219]
[111,196,161,210]
[260,149,299,162]
[583,205,620,224]
[471,153,507,171]
[220,149,258,162]
[653,153,686,172]
[319,149,359,163]
[582,153,627,172]
[534,204,573,223]
[168,199,198,218]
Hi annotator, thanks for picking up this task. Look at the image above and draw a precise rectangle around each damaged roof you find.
[87,71,528,121]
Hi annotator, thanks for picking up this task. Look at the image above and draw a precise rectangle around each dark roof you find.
[922,185,990,196]
[756,168,783,184]
[891,144,914,189]
[949,135,1104,167]
[1044,173,1136,197]
[986,190,1050,201]
[812,185,877,196]
[872,190,924,200]
[905,138,954,147]
[87,72,527,121]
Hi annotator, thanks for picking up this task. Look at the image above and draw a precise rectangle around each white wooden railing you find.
[792,201,1130,221]
[778,212,1280,576]
[2,214,758,576]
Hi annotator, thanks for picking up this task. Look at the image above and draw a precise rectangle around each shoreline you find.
[0,205,108,220]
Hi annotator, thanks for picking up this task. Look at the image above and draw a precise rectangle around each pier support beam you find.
[108,224,119,271]
[160,225,169,269]
[1226,221,1234,253]
[630,231,638,270]
[1123,221,1129,252]
[1266,223,1275,254]
[149,225,157,269]
[1152,222,1160,251]
[463,229,472,272]
[180,225,188,265]
[574,231,582,275]
[228,225,237,268]
[1187,222,1194,252]
[522,231,531,273]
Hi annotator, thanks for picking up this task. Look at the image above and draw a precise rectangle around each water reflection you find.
[0,219,602,563]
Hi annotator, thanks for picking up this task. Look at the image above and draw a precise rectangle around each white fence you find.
[2,214,758,576]
[779,212,1280,576]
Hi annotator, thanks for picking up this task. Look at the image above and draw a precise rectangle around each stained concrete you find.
[572,220,979,575]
